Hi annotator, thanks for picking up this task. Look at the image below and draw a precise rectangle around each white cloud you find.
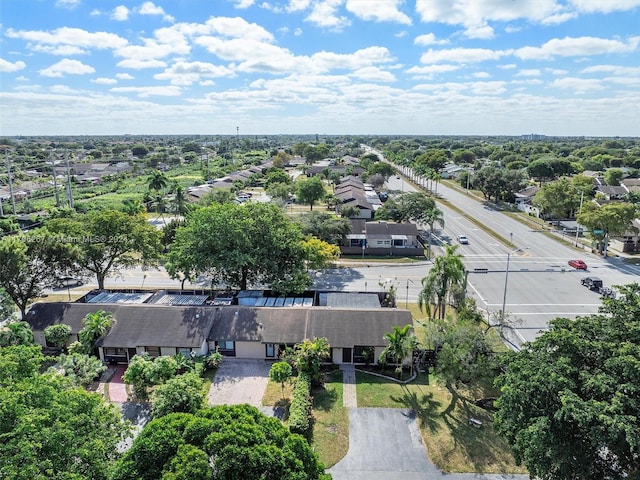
[233,0,256,8]
[415,0,561,27]
[414,33,448,46]
[515,36,640,60]
[154,61,235,85]
[546,68,568,75]
[112,6,130,21]
[137,2,175,22]
[551,77,605,93]
[311,46,394,72]
[516,69,541,76]
[116,72,135,79]
[92,77,118,85]
[116,58,167,69]
[472,71,491,78]
[50,84,78,94]
[294,28,303,36]
[287,0,312,12]
[6,27,128,50]
[204,17,275,42]
[306,0,350,29]
[463,24,495,40]
[345,0,412,24]
[420,47,507,64]
[0,58,27,72]
[55,0,80,8]
[31,44,87,55]
[580,64,640,76]
[540,12,578,25]
[39,59,95,77]
[110,85,183,97]
[350,66,396,82]
[405,64,460,76]
[569,0,640,13]
[499,63,517,69]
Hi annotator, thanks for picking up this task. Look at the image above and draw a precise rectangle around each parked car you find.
[54,276,83,288]
[599,286,616,299]
[581,276,603,291]
[457,234,469,244]
[568,259,588,270]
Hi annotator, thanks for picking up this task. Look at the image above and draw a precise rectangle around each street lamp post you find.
[501,234,514,323]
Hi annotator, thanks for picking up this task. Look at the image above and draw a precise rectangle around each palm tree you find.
[379,324,415,379]
[418,244,466,320]
[121,198,145,216]
[423,206,444,260]
[78,310,114,353]
[171,185,188,215]
[430,170,441,196]
[147,169,168,192]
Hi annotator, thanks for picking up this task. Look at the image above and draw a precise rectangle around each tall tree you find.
[296,211,351,245]
[423,204,445,260]
[111,405,329,480]
[418,244,466,319]
[147,169,168,192]
[167,203,312,294]
[379,324,415,379]
[0,346,130,480]
[0,320,35,347]
[78,309,114,353]
[296,176,326,211]
[494,283,640,480]
[0,228,77,317]
[577,201,638,254]
[151,372,205,418]
[533,177,580,225]
[46,210,162,289]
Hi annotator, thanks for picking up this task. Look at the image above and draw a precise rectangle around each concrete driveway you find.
[207,359,271,407]
[329,408,529,480]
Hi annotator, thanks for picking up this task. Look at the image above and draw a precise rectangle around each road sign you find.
[593,229,604,234]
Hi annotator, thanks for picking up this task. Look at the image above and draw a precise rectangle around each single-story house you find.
[342,220,423,256]
[24,301,412,366]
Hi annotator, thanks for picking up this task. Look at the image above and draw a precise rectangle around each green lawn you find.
[355,370,527,475]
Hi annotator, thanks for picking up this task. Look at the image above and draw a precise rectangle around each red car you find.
[568,259,588,270]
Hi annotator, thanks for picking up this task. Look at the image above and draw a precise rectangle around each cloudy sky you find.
[1,0,639,137]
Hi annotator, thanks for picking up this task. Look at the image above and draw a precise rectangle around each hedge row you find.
[289,371,312,436]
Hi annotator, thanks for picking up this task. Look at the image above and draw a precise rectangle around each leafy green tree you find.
[111,405,329,480]
[55,352,107,387]
[577,201,638,254]
[0,320,34,347]
[44,323,72,350]
[120,197,146,216]
[379,324,415,379]
[0,287,17,322]
[167,203,311,293]
[296,211,351,245]
[494,283,640,480]
[604,167,624,186]
[131,143,150,158]
[199,188,235,205]
[424,204,445,260]
[78,309,114,353]
[290,337,330,384]
[300,236,340,270]
[171,185,188,215]
[269,361,293,400]
[0,228,77,317]
[46,210,162,289]
[123,353,155,400]
[0,344,44,383]
[416,149,448,172]
[527,159,555,185]
[265,169,292,188]
[266,181,293,201]
[367,161,395,179]
[296,176,326,211]
[452,149,476,164]
[151,372,205,418]
[0,351,130,480]
[418,244,466,319]
[533,177,580,225]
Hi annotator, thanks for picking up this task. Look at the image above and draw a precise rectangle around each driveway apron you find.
[208,359,271,407]
[328,408,529,480]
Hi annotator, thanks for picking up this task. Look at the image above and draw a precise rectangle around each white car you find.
[457,235,469,244]
[54,276,83,288]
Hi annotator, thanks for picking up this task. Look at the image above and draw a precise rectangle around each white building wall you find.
[235,341,265,359]
[160,347,177,356]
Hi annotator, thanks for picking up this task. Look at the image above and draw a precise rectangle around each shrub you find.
[288,372,312,437]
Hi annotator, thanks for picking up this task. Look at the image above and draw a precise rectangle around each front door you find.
[342,347,352,363]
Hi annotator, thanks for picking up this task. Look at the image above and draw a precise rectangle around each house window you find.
[393,239,405,247]
[375,240,391,246]
[353,346,375,364]
[215,340,236,357]
[105,347,127,356]
[265,344,275,358]
[178,348,192,357]
[145,346,160,358]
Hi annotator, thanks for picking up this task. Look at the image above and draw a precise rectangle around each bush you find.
[288,372,312,436]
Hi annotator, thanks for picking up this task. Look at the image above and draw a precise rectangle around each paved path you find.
[340,364,357,407]
[108,365,128,403]
[208,359,271,407]
[329,408,529,480]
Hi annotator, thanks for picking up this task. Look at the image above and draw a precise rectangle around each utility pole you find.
[65,150,74,209]
[5,149,17,215]
[50,152,61,207]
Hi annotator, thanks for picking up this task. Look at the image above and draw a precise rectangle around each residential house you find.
[343,220,423,256]
[24,292,412,366]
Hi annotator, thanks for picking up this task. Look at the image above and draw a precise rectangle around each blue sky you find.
[1,0,639,136]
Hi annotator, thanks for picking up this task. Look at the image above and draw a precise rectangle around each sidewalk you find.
[340,364,357,408]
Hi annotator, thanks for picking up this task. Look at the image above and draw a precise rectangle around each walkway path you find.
[108,365,128,403]
[340,364,357,407]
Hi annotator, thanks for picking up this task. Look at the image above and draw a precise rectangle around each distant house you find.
[343,220,423,256]
[23,292,411,365]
